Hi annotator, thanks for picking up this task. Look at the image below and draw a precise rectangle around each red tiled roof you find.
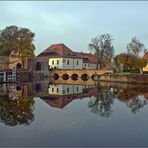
[75,52,97,63]
[143,52,148,60]
[37,43,97,63]
[39,43,74,57]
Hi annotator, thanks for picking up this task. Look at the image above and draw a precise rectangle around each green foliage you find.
[0,25,35,57]
[114,53,147,72]
[0,96,35,126]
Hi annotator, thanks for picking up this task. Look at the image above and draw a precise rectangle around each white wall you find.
[83,63,96,69]
[49,58,83,69]
[143,63,148,72]
[48,84,83,95]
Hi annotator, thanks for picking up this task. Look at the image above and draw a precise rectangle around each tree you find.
[89,33,114,69]
[0,96,35,126]
[0,25,35,68]
[114,53,147,72]
[127,37,146,57]
[88,83,114,118]
[116,85,147,114]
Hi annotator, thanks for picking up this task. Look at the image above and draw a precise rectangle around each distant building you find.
[143,52,148,72]
[35,43,97,71]
[0,51,34,82]
[0,51,33,71]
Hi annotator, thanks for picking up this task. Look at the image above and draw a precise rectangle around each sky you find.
[0,1,148,56]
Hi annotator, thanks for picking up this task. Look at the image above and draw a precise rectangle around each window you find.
[57,88,59,93]
[52,60,54,65]
[76,87,79,92]
[67,60,69,65]
[67,88,69,93]
[57,60,59,65]
[63,90,65,94]
[77,60,79,65]
[52,88,54,92]
[63,59,65,63]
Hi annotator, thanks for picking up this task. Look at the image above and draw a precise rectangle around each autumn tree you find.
[0,25,35,68]
[89,33,114,69]
[114,53,147,72]
[0,96,35,126]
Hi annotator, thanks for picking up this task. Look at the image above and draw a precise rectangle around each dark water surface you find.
[0,82,148,147]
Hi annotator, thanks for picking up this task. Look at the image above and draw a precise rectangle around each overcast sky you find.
[1,1,148,56]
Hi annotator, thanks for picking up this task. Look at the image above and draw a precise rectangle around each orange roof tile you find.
[143,52,148,60]
[75,52,97,63]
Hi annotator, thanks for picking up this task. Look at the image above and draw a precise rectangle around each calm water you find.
[0,81,148,147]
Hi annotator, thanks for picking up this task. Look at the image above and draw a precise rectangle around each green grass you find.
[98,72,131,76]
[98,72,148,77]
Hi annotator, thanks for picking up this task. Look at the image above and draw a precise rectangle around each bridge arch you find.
[16,63,22,69]
[81,74,89,81]
[71,73,78,81]
[53,73,59,80]
[62,74,69,80]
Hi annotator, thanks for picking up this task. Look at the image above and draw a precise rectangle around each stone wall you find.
[98,74,148,84]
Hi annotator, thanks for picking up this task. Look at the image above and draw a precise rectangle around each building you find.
[35,43,97,71]
[0,51,34,82]
[143,52,148,72]
[0,51,34,71]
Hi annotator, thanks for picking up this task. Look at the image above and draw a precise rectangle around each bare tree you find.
[88,83,114,118]
[89,33,114,69]
[127,37,146,57]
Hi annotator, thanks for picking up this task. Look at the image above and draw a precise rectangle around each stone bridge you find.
[50,69,113,81]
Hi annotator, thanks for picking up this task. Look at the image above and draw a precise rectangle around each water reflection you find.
[0,84,35,126]
[88,83,115,117]
[39,84,97,109]
[111,83,148,114]
[1,82,148,127]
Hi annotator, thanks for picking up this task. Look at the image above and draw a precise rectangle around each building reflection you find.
[37,84,98,109]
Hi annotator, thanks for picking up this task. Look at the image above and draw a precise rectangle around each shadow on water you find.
[1,80,148,126]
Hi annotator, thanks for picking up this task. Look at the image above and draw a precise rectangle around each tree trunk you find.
[96,59,100,69]
[21,56,25,69]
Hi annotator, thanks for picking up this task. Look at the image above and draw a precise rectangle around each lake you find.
[0,81,148,147]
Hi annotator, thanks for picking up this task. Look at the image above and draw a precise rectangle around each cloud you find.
[0,1,148,55]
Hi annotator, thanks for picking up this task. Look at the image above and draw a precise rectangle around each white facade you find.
[48,84,83,95]
[83,63,96,69]
[143,63,148,72]
[49,57,83,69]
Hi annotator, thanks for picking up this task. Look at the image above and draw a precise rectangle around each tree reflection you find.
[88,84,115,118]
[0,96,35,126]
[127,96,147,114]
[114,85,148,115]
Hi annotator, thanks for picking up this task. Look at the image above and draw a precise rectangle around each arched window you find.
[35,62,41,71]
